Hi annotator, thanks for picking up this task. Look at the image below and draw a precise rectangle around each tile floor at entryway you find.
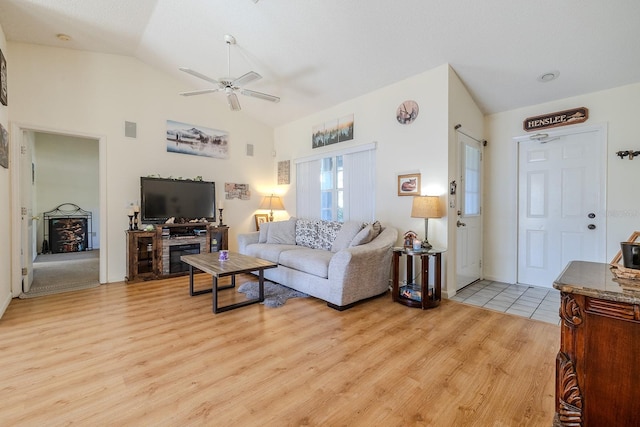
[451,280,561,325]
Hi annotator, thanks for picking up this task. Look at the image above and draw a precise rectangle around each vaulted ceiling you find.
[1,0,639,127]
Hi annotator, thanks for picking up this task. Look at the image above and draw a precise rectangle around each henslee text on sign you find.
[523,107,588,131]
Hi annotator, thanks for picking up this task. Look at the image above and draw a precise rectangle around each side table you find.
[392,247,444,309]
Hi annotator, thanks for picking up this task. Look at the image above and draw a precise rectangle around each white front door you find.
[456,134,483,290]
[517,125,606,287]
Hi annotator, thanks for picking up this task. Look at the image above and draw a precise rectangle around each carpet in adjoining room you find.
[19,250,100,299]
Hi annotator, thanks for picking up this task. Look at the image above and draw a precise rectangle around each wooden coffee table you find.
[181,252,277,313]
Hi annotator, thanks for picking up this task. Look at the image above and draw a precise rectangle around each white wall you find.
[34,133,100,252]
[484,82,640,284]
[275,64,484,295]
[275,64,450,242]
[8,42,275,283]
[0,23,11,314]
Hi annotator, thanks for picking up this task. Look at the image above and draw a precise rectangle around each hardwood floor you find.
[0,274,560,426]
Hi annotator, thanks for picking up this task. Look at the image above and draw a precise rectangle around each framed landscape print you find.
[166,120,229,159]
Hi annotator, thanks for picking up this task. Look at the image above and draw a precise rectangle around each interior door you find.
[456,134,483,290]
[517,125,606,287]
[20,130,35,292]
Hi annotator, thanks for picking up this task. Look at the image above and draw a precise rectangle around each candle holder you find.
[218,208,224,226]
[128,215,134,231]
[133,212,139,230]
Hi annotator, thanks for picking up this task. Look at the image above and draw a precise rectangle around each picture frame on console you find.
[255,214,269,231]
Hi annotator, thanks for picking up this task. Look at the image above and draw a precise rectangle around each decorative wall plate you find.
[397,100,419,124]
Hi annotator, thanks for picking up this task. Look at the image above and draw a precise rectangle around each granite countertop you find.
[553,261,640,305]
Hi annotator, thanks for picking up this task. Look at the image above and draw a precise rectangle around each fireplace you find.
[169,243,200,274]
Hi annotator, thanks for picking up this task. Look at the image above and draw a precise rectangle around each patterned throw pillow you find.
[295,219,320,248]
[316,221,343,251]
[295,219,343,250]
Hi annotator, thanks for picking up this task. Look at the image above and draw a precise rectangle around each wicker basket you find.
[610,263,640,280]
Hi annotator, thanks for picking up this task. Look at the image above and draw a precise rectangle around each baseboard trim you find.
[0,290,12,319]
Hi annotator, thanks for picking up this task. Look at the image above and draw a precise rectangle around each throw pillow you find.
[372,220,382,238]
[295,218,321,249]
[266,218,296,245]
[258,221,271,243]
[349,224,376,247]
[331,221,364,252]
[317,221,343,251]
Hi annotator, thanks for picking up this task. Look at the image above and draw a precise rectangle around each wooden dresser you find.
[553,261,640,426]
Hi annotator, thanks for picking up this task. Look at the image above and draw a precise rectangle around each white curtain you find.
[342,148,375,222]
[295,158,321,219]
[296,143,375,221]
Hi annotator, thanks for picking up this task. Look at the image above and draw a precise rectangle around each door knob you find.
[588,224,596,230]
[588,213,596,219]
[457,220,466,227]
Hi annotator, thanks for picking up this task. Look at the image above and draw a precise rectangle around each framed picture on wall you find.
[254,213,269,230]
[398,173,421,196]
[0,123,8,169]
[0,48,7,106]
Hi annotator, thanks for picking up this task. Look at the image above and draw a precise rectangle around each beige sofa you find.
[237,218,397,310]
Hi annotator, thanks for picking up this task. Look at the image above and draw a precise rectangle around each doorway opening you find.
[10,123,107,297]
[26,132,99,295]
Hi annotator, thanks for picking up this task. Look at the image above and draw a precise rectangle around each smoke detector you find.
[537,71,559,83]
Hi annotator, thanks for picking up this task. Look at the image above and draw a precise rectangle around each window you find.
[320,156,343,221]
[296,143,375,222]
[463,143,481,216]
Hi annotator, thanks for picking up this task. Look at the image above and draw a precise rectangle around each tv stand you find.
[126,223,228,282]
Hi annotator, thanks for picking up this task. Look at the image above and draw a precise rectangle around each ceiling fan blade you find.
[232,71,262,87]
[179,67,220,85]
[226,90,241,111]
[240,89,281,103]
[179,88,221,96]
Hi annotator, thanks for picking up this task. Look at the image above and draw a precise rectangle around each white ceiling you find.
[1,0,639,127]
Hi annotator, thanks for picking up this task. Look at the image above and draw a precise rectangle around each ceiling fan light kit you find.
[179,34,280,111]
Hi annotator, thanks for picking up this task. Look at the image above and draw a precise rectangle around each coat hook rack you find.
[616,150,640,160]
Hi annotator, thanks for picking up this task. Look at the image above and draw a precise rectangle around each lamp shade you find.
[411,196,442,219]
[259,195,285,211]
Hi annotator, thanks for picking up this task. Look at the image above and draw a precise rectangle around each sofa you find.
[237,218,397,310]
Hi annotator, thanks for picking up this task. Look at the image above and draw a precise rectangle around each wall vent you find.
[125,121,137,138]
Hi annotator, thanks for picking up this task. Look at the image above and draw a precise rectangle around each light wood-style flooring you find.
[0,274,560,426]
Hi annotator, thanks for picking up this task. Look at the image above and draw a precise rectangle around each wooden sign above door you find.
[523,107,588,131]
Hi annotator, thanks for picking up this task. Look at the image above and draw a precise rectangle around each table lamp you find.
[411,195,443,249]
[259,194,285,222]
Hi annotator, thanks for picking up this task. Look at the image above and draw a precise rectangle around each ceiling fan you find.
[179,34,280,111]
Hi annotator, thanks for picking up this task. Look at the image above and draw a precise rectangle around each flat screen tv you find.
[140,177,216,223]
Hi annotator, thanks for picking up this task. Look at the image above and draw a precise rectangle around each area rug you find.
[19,251,100,299]
[237,281,309,308]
